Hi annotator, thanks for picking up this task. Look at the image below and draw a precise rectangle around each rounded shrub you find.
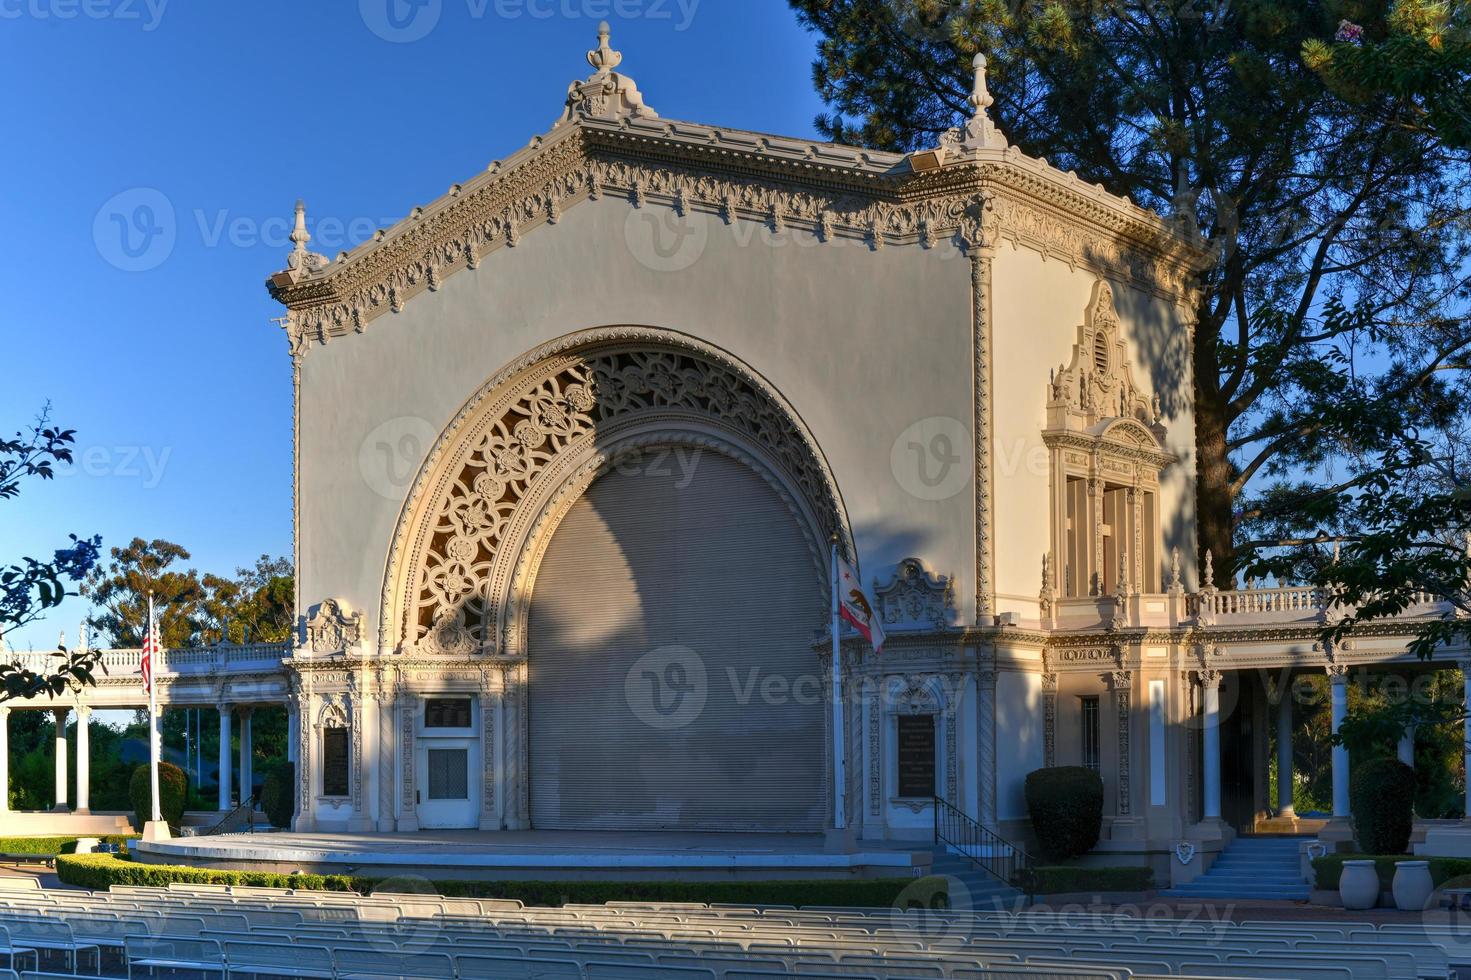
[129,761,188,832]
[260,761,296,829]
[1351,757,1415,854]
[1025,766,1104,861]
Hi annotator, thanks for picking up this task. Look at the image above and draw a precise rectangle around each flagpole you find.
[830,535,846,832]
[148,593,162,825]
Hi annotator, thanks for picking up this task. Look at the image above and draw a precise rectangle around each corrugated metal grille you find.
[427,748,469,800]
[529,450,825,831]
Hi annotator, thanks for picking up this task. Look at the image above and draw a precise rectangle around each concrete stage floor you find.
[132,829,931,881]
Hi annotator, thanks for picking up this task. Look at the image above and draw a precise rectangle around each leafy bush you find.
[259,762,295,829]
[1030,865,1152,895]
[57,854,913,907]
[0,835,134,856]
[129,761,188,832]
[1350,757,1415,854]
[1025,767,1104,860]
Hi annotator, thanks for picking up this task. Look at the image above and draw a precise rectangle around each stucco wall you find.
[996,669,1044,820]
[990,240,1197,620]
[298,197,977,644]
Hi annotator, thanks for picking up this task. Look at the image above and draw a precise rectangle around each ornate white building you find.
[49,25,1451,883]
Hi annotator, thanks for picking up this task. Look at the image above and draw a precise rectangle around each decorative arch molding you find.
[379,326,852,658]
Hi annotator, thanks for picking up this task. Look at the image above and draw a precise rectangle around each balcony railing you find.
[3,642,290,678]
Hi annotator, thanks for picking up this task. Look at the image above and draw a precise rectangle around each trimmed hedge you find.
[0,835,135,856]
[57,853,913,908]
[1025,767,1104,861]
[259,762,294,829]
[1312,853,1471,890]
[129,761,188,832]
[1031,865,1153,895]
[1350,757,1415,854]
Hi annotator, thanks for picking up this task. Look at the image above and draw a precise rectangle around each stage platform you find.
[132,829,932,882]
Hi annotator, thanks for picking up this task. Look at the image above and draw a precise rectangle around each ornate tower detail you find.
[558,22,657,126]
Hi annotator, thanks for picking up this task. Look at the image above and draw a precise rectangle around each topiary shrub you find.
[1351,757,1415,854]
[260,761,295,829]
[129,761,188,832]
[1025,766,1104,861]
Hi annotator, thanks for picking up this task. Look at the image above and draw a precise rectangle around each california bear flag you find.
[836,558,885,654]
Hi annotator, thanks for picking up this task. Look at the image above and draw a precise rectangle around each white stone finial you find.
[1170,548,1183,592]
[969,53,993,116]
[281,199,330,283]
[58,629,66,650]
[558,21,657,127]
[587,20,621,72]
[942,50,1007,154]
[1203,549,1215,589]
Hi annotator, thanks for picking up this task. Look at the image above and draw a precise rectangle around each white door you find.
[416,738,476,829]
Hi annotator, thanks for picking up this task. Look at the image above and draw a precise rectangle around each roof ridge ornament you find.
[558,21,657,127]
[277,200,330,285]
[940,53,1008,155]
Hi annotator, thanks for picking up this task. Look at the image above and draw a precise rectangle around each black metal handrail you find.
[933,795,1036,903]
[202,795,256,836]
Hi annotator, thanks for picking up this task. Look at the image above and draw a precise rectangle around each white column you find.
[218,705,233,811]
[1201,671,1222,821]
[977,669,997,827]
[75,705,91,814]
[1398,725,1415,768]
[52,708,69,812]
[1276,689,1295,818]
[0,707,10,814]
[1330,667,1350,818]
[239,708,254,803]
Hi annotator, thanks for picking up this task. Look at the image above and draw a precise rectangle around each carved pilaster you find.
[373,679,395,830]
[1041,671,1059,768]
[945,672,960,805]
[481,682,498,824]
[867,679,881,818]
[976,667,998,828]
[1111,669,1133,816]
[972,247,995,622]
[398,691,416,819]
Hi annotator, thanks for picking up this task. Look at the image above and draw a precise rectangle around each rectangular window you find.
[425,697,472,729]
[427,748,469,800]
[1081,696,1101,773]
[895,714,937,798]
[321,727,350,798]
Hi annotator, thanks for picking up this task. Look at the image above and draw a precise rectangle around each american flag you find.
[140,598,160,697]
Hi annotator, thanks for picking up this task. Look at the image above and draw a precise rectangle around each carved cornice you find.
[268,120,1207,356]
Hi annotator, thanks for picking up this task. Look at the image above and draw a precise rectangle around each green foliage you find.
[1313,852,1471,889]
[1029,865,1153,895]
[259,761,295,829]
[0,835,134,856]
[1350,757,1416,854]
[1025,767,1104,860]
[56,854,912,908]
[129,761,187,832]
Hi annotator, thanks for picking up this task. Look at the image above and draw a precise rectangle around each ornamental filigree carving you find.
[874,558,958,632]
[306,599,362,654]
[401,341,841,656]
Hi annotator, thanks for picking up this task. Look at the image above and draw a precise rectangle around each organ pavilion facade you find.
[263,26,1469,882]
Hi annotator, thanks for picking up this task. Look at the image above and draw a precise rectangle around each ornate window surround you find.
[379,326,853,660]
[1043,280,1178,602]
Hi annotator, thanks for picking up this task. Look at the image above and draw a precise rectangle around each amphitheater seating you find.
[0,885,1459,978]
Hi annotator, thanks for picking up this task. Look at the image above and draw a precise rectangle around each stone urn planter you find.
[1339,860,1380,910]
[1392,860,1434,911]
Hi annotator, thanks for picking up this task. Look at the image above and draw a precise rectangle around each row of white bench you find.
[0,878,1459,979]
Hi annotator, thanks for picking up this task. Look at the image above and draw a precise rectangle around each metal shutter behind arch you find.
[528,448,826,831]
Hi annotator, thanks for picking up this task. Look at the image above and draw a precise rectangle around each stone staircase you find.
[930,845,1026,912]
[1160,835,1310,901]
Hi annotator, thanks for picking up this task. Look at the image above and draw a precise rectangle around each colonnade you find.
[0,702,285,815]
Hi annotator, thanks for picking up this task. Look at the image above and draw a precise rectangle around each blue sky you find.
[2,0,828,650]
